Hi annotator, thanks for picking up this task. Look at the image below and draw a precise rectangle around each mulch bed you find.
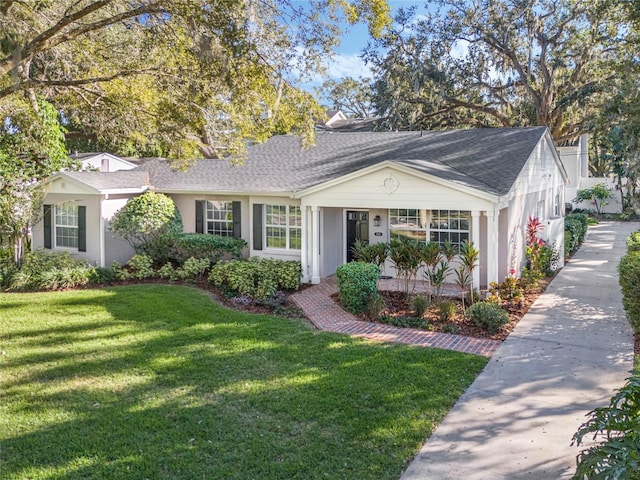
[331,279,550,341]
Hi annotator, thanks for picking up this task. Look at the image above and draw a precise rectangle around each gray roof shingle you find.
[138,127,548,196]
[64,171,149,191]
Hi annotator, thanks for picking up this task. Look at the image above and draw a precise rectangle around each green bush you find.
[468,301,509,334]
[177,257,210,281]
[8,250,94,291]
[412,294,429,317]
[572,374,640,480]
[125,254,156,280]
[627,231,640,253]
[618,250,640,332]
[169,233,246,265]
[110,191,183,264]
[158,262,179,281]
[437,300,457,322]
[209,258,301,300]
[89,267,116,284]
[0,250,17,289]
[336,262,380,315]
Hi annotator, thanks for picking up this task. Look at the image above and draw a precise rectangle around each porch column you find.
[471,210,481,290]
[485,208,499,285]
[311,205,321,284]
[300,205,309,283]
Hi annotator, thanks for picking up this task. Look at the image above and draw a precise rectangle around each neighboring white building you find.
[34,127,568,287]
[558,134,621,213]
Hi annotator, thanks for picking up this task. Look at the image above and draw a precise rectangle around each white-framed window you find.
[429,210,470,249]
[265,205,301,250]
[205,201,233,236]
[55,205,79,248]
[553,193,561,217]
[389,208,427,241]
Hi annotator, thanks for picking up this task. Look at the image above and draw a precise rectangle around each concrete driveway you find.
[400,221,637,480]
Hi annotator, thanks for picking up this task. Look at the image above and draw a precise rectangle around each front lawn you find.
[0,285,487,480]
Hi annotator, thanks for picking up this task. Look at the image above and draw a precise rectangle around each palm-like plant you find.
[459,240,480,304]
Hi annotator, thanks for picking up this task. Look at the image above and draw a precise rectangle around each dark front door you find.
[346,211,369,262]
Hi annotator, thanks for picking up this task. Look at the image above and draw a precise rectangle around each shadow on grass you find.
[1,285,486,480]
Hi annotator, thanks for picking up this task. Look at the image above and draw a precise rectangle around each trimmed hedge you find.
[564,213,589,257]
[626,232,640,253]
[619,249,640,332]
[336,262,380,315]
[170,233,246,265]
[208,258,301,300]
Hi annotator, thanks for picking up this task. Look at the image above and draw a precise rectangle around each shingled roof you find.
[138,127,549,197]
[63,171,149,192]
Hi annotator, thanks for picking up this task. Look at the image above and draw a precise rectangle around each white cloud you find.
[323,52,373,80]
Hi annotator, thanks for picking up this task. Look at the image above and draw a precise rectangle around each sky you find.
[321,1,427,81]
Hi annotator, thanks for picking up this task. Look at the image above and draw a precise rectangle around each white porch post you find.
[311,205,321,284]
[471,210,481,290]
[300,205,309,283]
[485,208,499,285]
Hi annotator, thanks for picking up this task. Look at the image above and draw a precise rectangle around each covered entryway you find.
[346,210,369,262]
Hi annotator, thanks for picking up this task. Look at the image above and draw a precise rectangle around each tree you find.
[574,184,613,215]
[318,76,376,118]
[110,192,183,262]
[0,97,73,265]
[364,0,628,143]
[0,0,391,162]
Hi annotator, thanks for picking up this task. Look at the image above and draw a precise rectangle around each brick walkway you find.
[290,277,500,357]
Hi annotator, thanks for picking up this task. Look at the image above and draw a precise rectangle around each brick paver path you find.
[290,277,500,357]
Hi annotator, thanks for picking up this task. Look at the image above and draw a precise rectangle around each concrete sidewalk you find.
[400,221,637,480]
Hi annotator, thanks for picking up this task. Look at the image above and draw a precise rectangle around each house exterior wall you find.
[248,195,302,262]
[506,136,566,277]
[320,208,342,278]
[32,193,102,265]
[102,196,136,265]
[302,167,494,211]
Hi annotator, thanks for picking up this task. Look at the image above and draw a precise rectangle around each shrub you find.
[9,250,93,291]
[158,262,178,281]
[489,277,524,303]
[627,231,640,253]
[442,323,460,335]
[177,257,210,281]
[110,191,183,264]
[109,261,130,281]
[412,294,429,317]
[365,294,386,319]
[572,374,640,480]
[618,250,640,332]
[89,267,115,284]
[169,233,246,265]
[468,301,509,334]
[0,252,17,289]
[336,262,380,315]
[437,300,457,322]
[574,183,612,215]
[209,258,301,300]
[125,254,156,280]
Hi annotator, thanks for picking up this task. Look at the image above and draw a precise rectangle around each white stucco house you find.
[33,127,568,287]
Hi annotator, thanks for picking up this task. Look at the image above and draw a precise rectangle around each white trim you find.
[311,206,320,284]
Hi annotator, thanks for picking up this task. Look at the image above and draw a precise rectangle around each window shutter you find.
[232,201,241,238]
[43,204,52,249]
[78,206,87,252]
[253,204,263,251]
[195,200,204,233]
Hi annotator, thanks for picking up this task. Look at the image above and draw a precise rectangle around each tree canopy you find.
[364,0,630,143]
[0,0,391,163]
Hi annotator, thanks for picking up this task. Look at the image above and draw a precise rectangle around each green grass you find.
[0,285,487,479]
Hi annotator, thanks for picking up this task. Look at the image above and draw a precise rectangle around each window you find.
[265,205,301,250]
[429,210,470,249]
[389,209,427,241]
[55,205,78,248]
[553,194,561,217]
[206,201,233,236]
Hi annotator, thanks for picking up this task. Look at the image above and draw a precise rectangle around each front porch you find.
[299,205,505,289]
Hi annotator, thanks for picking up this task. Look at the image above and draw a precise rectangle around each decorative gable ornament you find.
[382,174,399,194]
